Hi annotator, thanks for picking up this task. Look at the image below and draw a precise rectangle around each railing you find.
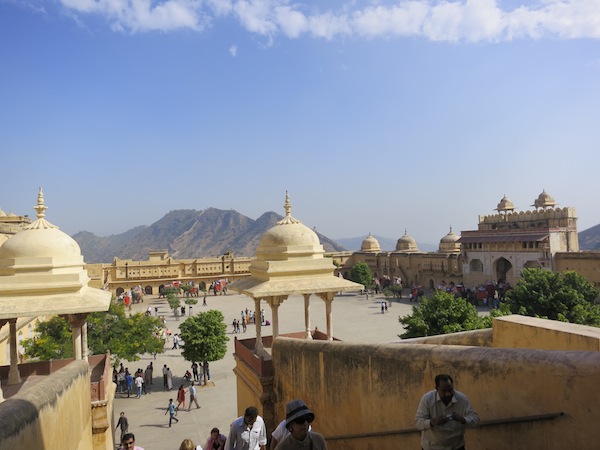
[324,412,565,441]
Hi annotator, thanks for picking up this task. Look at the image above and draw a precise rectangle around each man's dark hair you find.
[122,433,135,443]
[434,374,454,388]
[244,406,259,420]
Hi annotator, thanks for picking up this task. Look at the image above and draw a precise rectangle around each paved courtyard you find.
[114,291,436,449]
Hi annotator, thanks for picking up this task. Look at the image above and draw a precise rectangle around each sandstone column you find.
[66,314,88,360]
[303,294,312,339]
[8,318,21,385]
[254,298,264,354]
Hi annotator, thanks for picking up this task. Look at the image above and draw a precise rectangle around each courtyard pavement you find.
[114,290,482,450]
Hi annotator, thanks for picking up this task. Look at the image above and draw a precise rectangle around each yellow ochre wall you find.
[272,335,600,450]
[0,360,93,450]
[493,315,600,351]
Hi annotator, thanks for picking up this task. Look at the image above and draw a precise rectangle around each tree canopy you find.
[350,262,372,290]
[23,302,165,362]
[399,290,490,339]
[179,310,229,379]
[505,268,600,326]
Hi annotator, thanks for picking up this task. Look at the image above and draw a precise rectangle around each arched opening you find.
[469,259,483,272]
[429,279,435,290]
[144,285,153,295]
[116,287,125,296]
[494,257,512,283]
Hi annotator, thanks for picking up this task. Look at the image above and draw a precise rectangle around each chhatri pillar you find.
[7,318,21,385]
[65,313,88,360]
[254,298,264,355]
[317,292,335,340]
[303,294,312,339]
[268,295,287,338]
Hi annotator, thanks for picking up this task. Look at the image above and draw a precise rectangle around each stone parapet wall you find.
[0,360,93,450]
[493,315,600,351]
[272,336,600,450]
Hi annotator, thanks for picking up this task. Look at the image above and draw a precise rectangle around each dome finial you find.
[34,187,48,219]
[26,187,57,230]
[284,190,291,217]
[276,191,302,225]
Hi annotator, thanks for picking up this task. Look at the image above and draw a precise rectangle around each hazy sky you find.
[1,0,598,244]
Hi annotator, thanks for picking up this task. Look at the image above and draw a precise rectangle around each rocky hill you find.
[73,208,346,263]
[579,224,600,250]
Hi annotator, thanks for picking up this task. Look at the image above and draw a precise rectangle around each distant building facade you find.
[340,191,599,288]
[87,250,253,296]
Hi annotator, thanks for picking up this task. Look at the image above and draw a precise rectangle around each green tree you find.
[167,293,182,318]
[179,310,229,385]
[22,302,165,362]
[505,268,600,326]
[22,316,73,360]
[399,290,488,339]
[350,262,372,291]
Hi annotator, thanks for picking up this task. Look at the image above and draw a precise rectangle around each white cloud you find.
[229,44,238,56]
[51,0,600,41]
[275,5,308,38]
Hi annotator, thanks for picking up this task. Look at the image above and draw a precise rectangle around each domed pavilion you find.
[229,193,363,353]
[438,227,461,253]
[0,188,111,401]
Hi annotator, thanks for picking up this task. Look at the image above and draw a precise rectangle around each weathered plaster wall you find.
[493,315,600,351]
[0,360,93,450]
[272,337,600,450]
[398,328,493,347]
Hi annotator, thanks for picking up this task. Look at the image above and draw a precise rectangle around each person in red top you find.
[176,384,186,411]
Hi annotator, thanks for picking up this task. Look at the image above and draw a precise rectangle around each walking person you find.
[188,381,200,410]
[165,399,179,427]
[176,384,186,411]
[115,411,129,443]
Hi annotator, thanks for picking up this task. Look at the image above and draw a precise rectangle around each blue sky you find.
[1,0,599,245]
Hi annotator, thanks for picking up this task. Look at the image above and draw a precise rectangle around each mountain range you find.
[73,208,600,264]
[73,208,347,263]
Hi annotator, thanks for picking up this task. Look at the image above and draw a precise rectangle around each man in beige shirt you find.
[415,374,479,450]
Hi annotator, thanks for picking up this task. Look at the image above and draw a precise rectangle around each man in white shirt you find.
[225,406,267,450]
[187,381,200,410]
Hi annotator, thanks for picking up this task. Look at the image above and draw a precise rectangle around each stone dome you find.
[396,229,418,252]
[361,233,381,252]
[532,190,557,209]
[255,192,324,261]
[0,188,111,319]
[0,189,85,275]
[439,227,461,252]
[495,195,515,213]
[0,208,6,217]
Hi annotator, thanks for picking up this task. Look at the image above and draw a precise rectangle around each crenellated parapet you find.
[478,206,577,231]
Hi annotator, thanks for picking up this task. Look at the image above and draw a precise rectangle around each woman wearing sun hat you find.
[274,400,327,450]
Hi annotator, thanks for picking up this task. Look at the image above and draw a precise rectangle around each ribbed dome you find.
[0,188,111,319]
[255,192,324,261]
[532,190,557,209]
[0,227,83,262]
[439,227,460,252]
[258,222,320,248]
[396,229,418,252]
[0,188,85,271]
[361,233,381,252]
[495,195,515,213]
